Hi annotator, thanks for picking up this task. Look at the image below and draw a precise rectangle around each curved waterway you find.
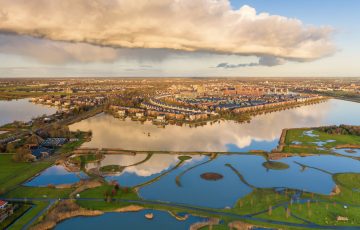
[0,99,57,126]
[55,209,207,230]
[69,99,360,152]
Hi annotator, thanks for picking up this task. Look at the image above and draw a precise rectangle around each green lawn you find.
[262,161,289,170]
[99,165,124,173]
[282,146,330,154]
[56,136,87,155]
[0,154,52,194]
[254,206,304,224]
[199,224,229,230]
[231,189,291,215]
[70,154,102,164]
[334,173,360,191]
[291,202,360,226]
[4,186,73,199]
[178,156,192,161]
[285,129,360,148]
[79,185,139,200]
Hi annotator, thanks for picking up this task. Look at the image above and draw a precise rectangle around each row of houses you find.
[222,86,289,96]
[109,102,212,122]
[30,96,106,110]
[0,200,14,223]
[149,97,207,114]
[233,96,323,113]
[109,106,146,118]
[141,102,212,121]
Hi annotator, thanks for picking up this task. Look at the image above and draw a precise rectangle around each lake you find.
[55,209,207,230]
[0,99,57,126]
[81,153,360,208]
[25,165,88,187]
[69,99,360,152]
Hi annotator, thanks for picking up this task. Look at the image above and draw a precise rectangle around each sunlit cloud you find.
[0,0,336,64]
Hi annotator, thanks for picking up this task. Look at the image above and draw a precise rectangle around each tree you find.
[6,142,17,153]
[13,147,35,162]
[268,206,272,216]
[286,207,291,219]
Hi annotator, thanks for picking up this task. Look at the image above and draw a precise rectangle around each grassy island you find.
[200,172,224,181]
[178,155,192,161]
[262,161,289,170]
[99,165,124,173]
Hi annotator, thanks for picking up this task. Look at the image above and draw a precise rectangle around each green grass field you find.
[231,189,291,215]
[0,154,52,194]
[262,161,289,170]
[291,202,360,226]
[254,206,304,224]
[334,173,360,191]
[285,128,360,149]
[79,185,139,200]
[4,186,73,199]
[56,136,87,155]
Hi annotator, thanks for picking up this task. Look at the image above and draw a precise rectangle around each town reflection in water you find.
[70,99,360,152]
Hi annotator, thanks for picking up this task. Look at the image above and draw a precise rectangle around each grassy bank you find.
[0,154,52,194]
[285,128,360,148]
[4,186,73,199]
[281,127,360,155]
[7,201,49,230]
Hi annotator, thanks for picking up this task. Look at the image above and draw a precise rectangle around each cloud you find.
[0,34,176,64]
[0,34,119,64]
[259,56,286,66]
[0,0,336,62]
[217,62,258,68]
[216,56,285,68]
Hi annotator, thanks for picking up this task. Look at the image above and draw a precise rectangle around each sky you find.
[0,0,359,78]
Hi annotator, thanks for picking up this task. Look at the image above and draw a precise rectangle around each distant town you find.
[1,77,360,230]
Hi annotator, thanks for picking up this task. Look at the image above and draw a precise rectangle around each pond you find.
[0,99,57,126]
[69,99,360,152]
[80,153,360,209]
[25,165,87,187]
[55,209,207,230]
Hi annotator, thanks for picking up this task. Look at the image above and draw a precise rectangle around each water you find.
[69,99,360,152]
[0,99,57,126]
[80,153,360,209]
[139,154,358,208]
[102,154,182,187]
[139,154,253,208]
[333,148,360,157]
[25,165,87,187]
[55,209,207,230]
